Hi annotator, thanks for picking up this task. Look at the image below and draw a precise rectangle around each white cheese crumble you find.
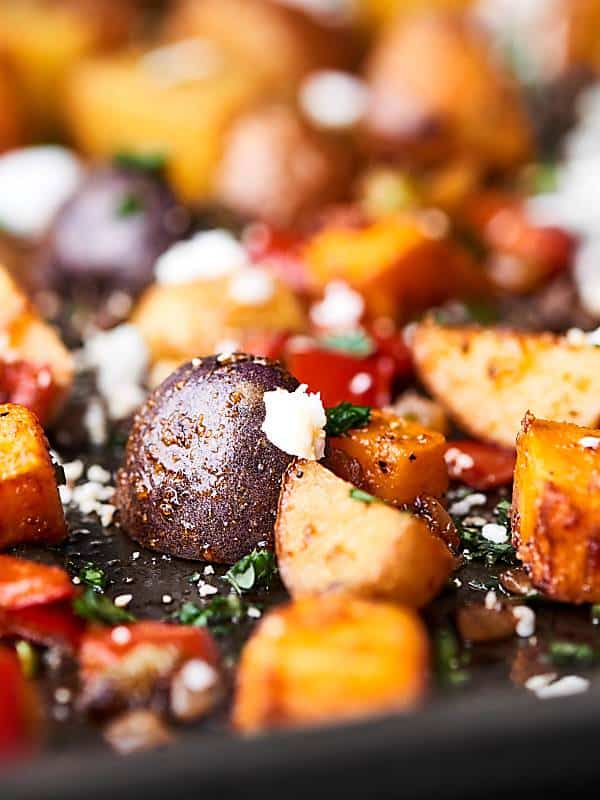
[484,590,501,610]
[0,146,83,238]
[114,594,132,608]
[198,582,218,598]
[566,326,600,346]
[227,267,275,305]
[299,70,369,130]
[247,606,262,619]
[512,605,536,638]
[179,659,219,693]
[449,493,487,517]
[579,436,600,449]
[444,447,475,474]
[83,398,107,446]
[111,626,132,646]
[261,384,326,460]
[79,324,149,421]
[349,371,373,395]
[63,460,84,484]
[87,464,111,484]
[203,565,215,576]
[154,230,248,285]
[309,281,365,330]
[59,478,116,528]
[530,675,590,700]
[162,594,173,604]
[481,523,509,544]
[524,673,557,692]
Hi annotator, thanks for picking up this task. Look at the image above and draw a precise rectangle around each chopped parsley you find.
[78,562,107,592]
[434,628,470,688]
[73,587,135,625]
[224,549,277,594]
[320,330,375,357]
[113,151,167,174]
[548,641,596,667]
[325,401,371,437]
[530,162,558,195]
[176,594,246,635]
[494,499,512,528]
[454,499,516,567]
[116,192,144,217]
[349,487,380,504]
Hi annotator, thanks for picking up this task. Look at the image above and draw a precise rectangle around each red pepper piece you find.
[445,440,516,490]
[0,646,36,762]
[0,603,84,653]
[0,556,76,611]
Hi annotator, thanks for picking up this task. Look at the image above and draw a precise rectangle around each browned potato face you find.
[233,594,428,733]
[215,104,354,228]
[275,459,455,606]
[326,410,448,506]
[363,11,532,171]
[162,0,353,93]
[412,322,600,449]
[513,414,600,603]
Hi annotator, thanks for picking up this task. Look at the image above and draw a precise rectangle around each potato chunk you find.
[0,404,67,549]
[275,460,455,606]
[512,413,600,603]
[233,594,428,733]
[412,322,600,449]
[327,410,448,505]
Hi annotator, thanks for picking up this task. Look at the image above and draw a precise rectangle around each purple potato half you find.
[115,354,299,563]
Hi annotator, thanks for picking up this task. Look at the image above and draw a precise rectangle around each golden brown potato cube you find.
[65,50,269,203]
[132,271,306,367]
[0,403,67,548]
[233,594,428,733]
[412,322,600,450]
[363,11,531,171]
[512,413,600,603]
[327,410,448,505]
[275,460,455,606]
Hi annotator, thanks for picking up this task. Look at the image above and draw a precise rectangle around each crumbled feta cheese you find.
[512,605,536,637]
[449,493,487,516]
[141,38,224,88]
[203,565,214,576]
[484,590,501,610]
[87,464,111,484]
[179,659,219,692]
[481,523,509,544]
[54,687,72,705]
[261,384,326,460]
[349,371,373,395]
[83,398,107,446]
[60,478,117,527]
[228,267,275,305]
[114,594,132,608]
[131,552,140,561]
[444,447,475,474]
[198,582,218,597]
[0,146,83,238]
[299,70,369,130]
[524,673,558,692]
[532,675,590,700]
[162,594,173,604]
[63,459,84,485]
[247,606,262,619]
[566,326,600,347]
[111,626,132,646]
[309,281,365,330]
[579,436,600,449]
[98,504,117,528]
[79,324,149,421]
[155,230,248,285]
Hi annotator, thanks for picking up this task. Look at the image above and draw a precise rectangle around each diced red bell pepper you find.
[0,646,36,762]
[445,440,516,490]
[80,621,220,682]
[0,360,56,426]
[370,328,413,378]
[244,223,311,293]
[239,331,290,361]
[0,556,76,611]
[0,603,84,653]
[286,345,396,408]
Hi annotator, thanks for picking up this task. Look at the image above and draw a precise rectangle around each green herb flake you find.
[494,499,512,528]
[320,330,375,357]
[454,510,517,568]
[116,192,144,218]
[114,151,167,174]
[73,587,135,625]
[548,640,596,667]
[224,549,277,594]
[78,562,107,592]
[434,628,470,688]
[325,401,371,437]
[176,594,246,635]
[531,162,558,195]
[15,640,38,679]
[349,487,380,504]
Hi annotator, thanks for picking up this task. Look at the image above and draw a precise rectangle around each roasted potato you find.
[65,49,269,203]
[355,0,474,30]
[116,355,300,563]
[132,270,306,368]
[386,390,449,434]
[412,321,600,449]
[162,0,352,93]
[326,410,448,505]
[275,459,455,605]
[233,594,428,733]
[304,214,486,319]
[0,266,73,423]
[512,413,600,603]
[363,11,532,171]
[0,403,67,549]
[215,104,355,228]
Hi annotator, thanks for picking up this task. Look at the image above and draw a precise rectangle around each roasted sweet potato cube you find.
[512,413,600,603]
[0,404,67,548]
[275,460,455,606]
[412,322,600,449]
[327,409,448,505]
[233,594,428,733]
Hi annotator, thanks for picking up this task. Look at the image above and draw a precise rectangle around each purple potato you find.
[115,354,299,563]
[35,165,189,301]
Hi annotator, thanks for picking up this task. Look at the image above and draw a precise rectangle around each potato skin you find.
[233,594,428,733]
[115,354,299,563]
[512,413,600,603]
[327,410,448,506]
[0,403,67,548]
[275,459,455,606]
[412,321,600,449]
